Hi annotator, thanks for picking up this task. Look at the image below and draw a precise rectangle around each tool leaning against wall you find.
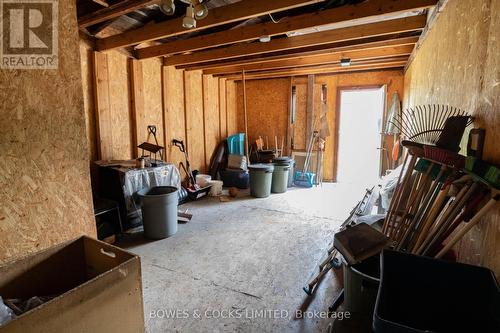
[172,139,212,203]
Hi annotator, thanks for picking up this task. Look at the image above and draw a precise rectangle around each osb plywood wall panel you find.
[93,51,133,160]
[203,75,220,167]
[184,70,206,172]
[0,0,96,262]
[226,80,238,136]
[236,78,290,149]
[79,37,97,163]
[293,82,308,150]
[79,37,99,195]
[129,59,144,158]
[219,78,228,139]
[107,52,133,159]
[142,58,164,149]
[290,80,323,151]
[88,57,225,182]
[163,66,186,167]
[404,0,499,277]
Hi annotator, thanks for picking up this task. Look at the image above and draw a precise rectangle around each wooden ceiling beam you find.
[79,0,159,28]
[221,57,409,80]
[162,15,426,66]
[137,0,437,59]
[95,0,324,51]
[182,35,419,71]
[203,44,414,75]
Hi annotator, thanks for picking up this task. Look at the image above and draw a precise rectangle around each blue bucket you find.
[294,171,315,188]
[227,133,245,155]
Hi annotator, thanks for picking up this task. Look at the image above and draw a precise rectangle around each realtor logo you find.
[0,0,58,69]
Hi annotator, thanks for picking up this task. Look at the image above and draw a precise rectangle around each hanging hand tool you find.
[172,139,197,189]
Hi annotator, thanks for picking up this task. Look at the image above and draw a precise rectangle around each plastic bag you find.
[0,296,15,326]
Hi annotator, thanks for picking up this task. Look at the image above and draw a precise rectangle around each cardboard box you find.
[0,236,144,333]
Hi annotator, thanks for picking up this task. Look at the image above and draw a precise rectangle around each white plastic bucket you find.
[208,180,223,196]
[196,174,212,187]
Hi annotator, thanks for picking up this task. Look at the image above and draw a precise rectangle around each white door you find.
[337,87,385,186]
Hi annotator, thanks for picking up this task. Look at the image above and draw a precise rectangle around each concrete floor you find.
[121,183,366,333]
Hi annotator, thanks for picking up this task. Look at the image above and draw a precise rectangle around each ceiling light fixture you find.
[194,3,208,20]
[161,1,209,29]
[259,35,271,43]
[340,58,351,67]
[182,4,196,29]
[159,0,175,16]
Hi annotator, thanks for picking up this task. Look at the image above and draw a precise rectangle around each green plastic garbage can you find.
[138,186,178,239]
[271,164,289,193]
[248,164,274,198]
[271,162,290,194]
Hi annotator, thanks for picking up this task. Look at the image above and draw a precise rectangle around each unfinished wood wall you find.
[236,78,291,152]
[184,70,206,172]
[81,45,236,175]
[80,36,98,165]
[404,0,499,277]
[163,66,187,167]
[226,80,239,136]
[0,1,96,263]
[233,70,404,181]
[141,58,165,151]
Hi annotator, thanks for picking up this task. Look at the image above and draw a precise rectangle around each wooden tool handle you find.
[435,192,499,258]
[383,154,409,234]
[411,181,450,253]
[387,155,418,237]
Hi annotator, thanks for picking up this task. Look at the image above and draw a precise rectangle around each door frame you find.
[334,85,386,182]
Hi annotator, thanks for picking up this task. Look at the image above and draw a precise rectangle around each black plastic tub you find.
[373,250,500,333]
[344,254,380,315]
[220,168,249,189]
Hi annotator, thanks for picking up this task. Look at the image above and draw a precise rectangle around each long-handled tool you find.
[302,187,376,296]
[421,181,479,255]
[391,161,434,242]
[384,147,420,237]
[303,255,341,295]
[382,153,409,234]
[436,189,499,258]
[172,139,197,189]
[403,165,448,250]
[398,166,447,250]
[294,131,317,187]
[425,189,488,256]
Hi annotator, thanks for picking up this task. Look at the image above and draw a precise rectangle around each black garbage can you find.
[374,250,500,333]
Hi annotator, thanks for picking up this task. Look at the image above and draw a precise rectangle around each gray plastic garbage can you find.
[138,186,178,239]
[272,157,292,193]
[248,164,274,198]
[271,165,290,193]
[344,254,380,315]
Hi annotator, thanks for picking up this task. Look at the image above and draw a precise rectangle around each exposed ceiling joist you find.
[95,0,325,51]
[203,44,414,75]
[182,35,419,71]
[222,58,409,80]
[163,15,426,66]
[137,0,436,59]
[79,0,159,28]
[92,0,110,7]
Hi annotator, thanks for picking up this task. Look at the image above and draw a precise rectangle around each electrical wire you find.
[268,13,282,23]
